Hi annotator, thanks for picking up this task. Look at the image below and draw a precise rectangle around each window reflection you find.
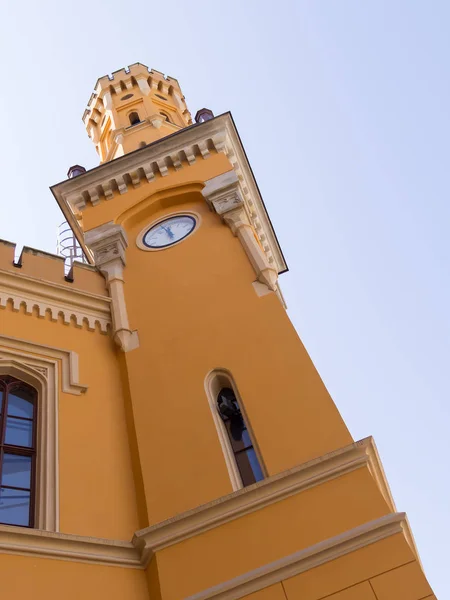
[0,377,36,527]
[217,387,264,487]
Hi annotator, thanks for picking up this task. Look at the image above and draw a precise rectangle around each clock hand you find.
[162,225,175,239]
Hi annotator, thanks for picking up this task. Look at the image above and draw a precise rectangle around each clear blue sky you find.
[0,1,447,595]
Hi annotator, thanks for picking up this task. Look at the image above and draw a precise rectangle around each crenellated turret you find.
[82,63,192,162]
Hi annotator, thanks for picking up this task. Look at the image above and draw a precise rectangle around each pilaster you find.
[202,172,278,291]
[84,223,139,352]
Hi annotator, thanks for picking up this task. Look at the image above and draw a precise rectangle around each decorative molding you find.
[0,334,88,395]
[184,513,411,600]
[132,437,398,566]
[0,336,88,531]
[202,171,245,216]
[51,113,287,276]
[0,268,111,333]
[0,356,59,531]
[0,437,419,578]
[0,525,140,568]
[202,171,278,291]
[85,223,139,352]
[204,370,245,492]
[0,511,415,580]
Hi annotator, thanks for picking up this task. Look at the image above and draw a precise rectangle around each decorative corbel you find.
[84,223,139,352]
[102,91,117,129]
[114,129,125,146]
[135,75,151,96]
[202,172,278,291]
[149,113,164,129]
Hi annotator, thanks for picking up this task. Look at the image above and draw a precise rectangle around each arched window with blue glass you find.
[0,376,36,527]
[217,387,264,487]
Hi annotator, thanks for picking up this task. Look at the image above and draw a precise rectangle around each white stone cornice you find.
[85,223,139,353]
[132,437,400,567]
[0,268,111,333]
[0,525,140,568]
[0,436,420,577]
[51,113,287,275]
[202,171,245,217]
[184,513,411,600]
[0,511,414,578]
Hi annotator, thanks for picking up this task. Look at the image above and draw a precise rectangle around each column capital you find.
[202,171,244,217]
[85,222,128,278]
[85,223,138,352]
[135,75,151,96]
[202,171,278,292]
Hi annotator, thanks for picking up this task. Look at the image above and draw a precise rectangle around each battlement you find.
[82,63,187,125]
[0,239,107,297]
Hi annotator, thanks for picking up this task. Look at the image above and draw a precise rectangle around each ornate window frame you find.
[205,369,266,492]
[0,335,87,531]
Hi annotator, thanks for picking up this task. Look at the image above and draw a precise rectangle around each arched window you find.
[0,376,37,527]
[129,111,140,126]
[160,112,171,123]
[217,387,264,487]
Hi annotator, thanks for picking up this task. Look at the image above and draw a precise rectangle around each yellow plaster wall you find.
[243,585,287,600]
[0,306,140,540]
[369,561,433,600]
[116,185,352,524]
[153,468,390,599]
[221,533,433,600]
[78,153,352,527]
[0,240,107,296]
[281,533,419,599]
[0,554,148,600]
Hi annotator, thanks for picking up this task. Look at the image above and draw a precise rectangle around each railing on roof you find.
[57,221,87,273]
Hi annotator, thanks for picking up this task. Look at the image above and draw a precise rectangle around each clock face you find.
[142,215,196,249]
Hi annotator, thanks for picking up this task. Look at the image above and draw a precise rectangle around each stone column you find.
[202,172,278,291]
[85,223,139,352]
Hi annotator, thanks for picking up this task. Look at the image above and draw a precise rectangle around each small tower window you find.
[129,112,140,126]
[217,387,263,486]
[160,112,171,123]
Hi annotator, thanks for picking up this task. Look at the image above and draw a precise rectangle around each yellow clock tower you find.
[0,63,436,600]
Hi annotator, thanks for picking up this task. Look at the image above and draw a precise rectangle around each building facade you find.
[0,63,435,599]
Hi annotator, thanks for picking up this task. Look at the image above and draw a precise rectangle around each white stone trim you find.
[0,437,420,575]
[132,437,398,566]
[0,268,111,333]
[184,513,410,600]
[0,359,57,531]
[202,172,278,291]
[0,337,87,531]
[0,334,87,395]
[85,223,139,352]
[52,113,287,275]
[0,511,415,578]
[204,370,244,492]
[0,525,140,568]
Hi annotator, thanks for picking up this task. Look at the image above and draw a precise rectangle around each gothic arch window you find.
[0,376,37,527]
[129,111,140,126]
[205,370,265,490]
